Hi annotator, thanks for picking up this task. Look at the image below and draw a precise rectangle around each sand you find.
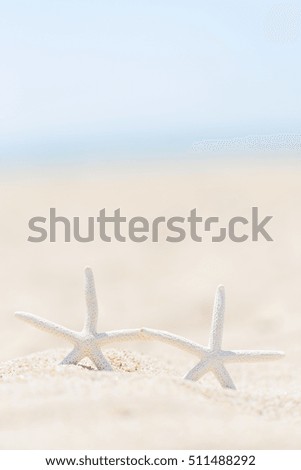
[0,160,300,449]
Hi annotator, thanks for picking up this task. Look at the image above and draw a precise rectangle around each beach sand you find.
[0,160,300,449]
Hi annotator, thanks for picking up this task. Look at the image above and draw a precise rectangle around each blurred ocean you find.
[1,1,300,167]
[1,131,301,169]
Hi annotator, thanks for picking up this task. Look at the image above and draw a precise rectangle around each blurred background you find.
[0,0,301,166]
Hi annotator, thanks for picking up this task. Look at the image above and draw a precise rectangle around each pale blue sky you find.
[0,0,300,163]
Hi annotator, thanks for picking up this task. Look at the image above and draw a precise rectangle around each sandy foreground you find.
[0,160,300,449]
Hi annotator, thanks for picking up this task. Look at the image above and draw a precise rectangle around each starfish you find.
[15,267,144,370]
[142,285,284,389]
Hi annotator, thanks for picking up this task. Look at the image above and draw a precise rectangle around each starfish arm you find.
[140,328,208,356]
[213,363,236,390]
[184,357,212,381]
[222,349,285,362]
[98,328,146,345]
[208,285,225,350]
[15,311,78,343]
[60,347,84,365]
[84,267,98,334]
[88,347,113,371]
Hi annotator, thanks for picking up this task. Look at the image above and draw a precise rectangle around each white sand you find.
[0,161,300,449]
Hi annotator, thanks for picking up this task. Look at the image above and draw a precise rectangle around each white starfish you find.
[15,267,144,370]
[142,285,284,389]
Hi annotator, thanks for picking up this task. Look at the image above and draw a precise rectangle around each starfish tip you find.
[14,311,24,318]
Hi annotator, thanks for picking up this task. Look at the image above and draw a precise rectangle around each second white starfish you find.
[142,285,284,389]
